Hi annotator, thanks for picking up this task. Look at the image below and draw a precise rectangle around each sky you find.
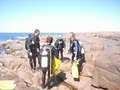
[0,0,120,33]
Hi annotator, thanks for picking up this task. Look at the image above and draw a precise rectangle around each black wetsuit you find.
[69,39,80,63]
[25,34,40,70]
[54,39,65,60]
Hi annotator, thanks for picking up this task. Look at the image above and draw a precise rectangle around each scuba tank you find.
[79,41,84,55]
[41,48,49,68]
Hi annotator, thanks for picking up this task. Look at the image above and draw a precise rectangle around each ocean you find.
[0,33,63,43]
[0,33,63,54]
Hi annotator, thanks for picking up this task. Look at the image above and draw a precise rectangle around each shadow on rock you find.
[62,57,70,62]
[51,72,67,88]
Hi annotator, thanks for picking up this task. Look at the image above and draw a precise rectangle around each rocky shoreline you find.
[0,32,120,90]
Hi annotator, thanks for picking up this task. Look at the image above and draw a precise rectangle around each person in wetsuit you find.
[25,29,40,73]
[40,36,57,89]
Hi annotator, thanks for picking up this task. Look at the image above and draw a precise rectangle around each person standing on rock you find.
[68,32,85,81]
[25,29,40,73]
[68,32,80,63]
[40,36,58,89]
[54,35,65,61]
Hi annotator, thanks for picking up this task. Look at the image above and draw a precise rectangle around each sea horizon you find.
[0,32,64,44]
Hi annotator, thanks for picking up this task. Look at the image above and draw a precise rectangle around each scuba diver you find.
[68,32,85,81]
[40,36,57,89]
[25,29,40,73]
[54,35,65,61]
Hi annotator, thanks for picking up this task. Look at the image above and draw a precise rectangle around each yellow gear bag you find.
[0,80,16,90]
[50,56,61,77]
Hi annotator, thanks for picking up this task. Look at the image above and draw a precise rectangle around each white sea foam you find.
[6,39,12,42]
[14,36,27,39]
